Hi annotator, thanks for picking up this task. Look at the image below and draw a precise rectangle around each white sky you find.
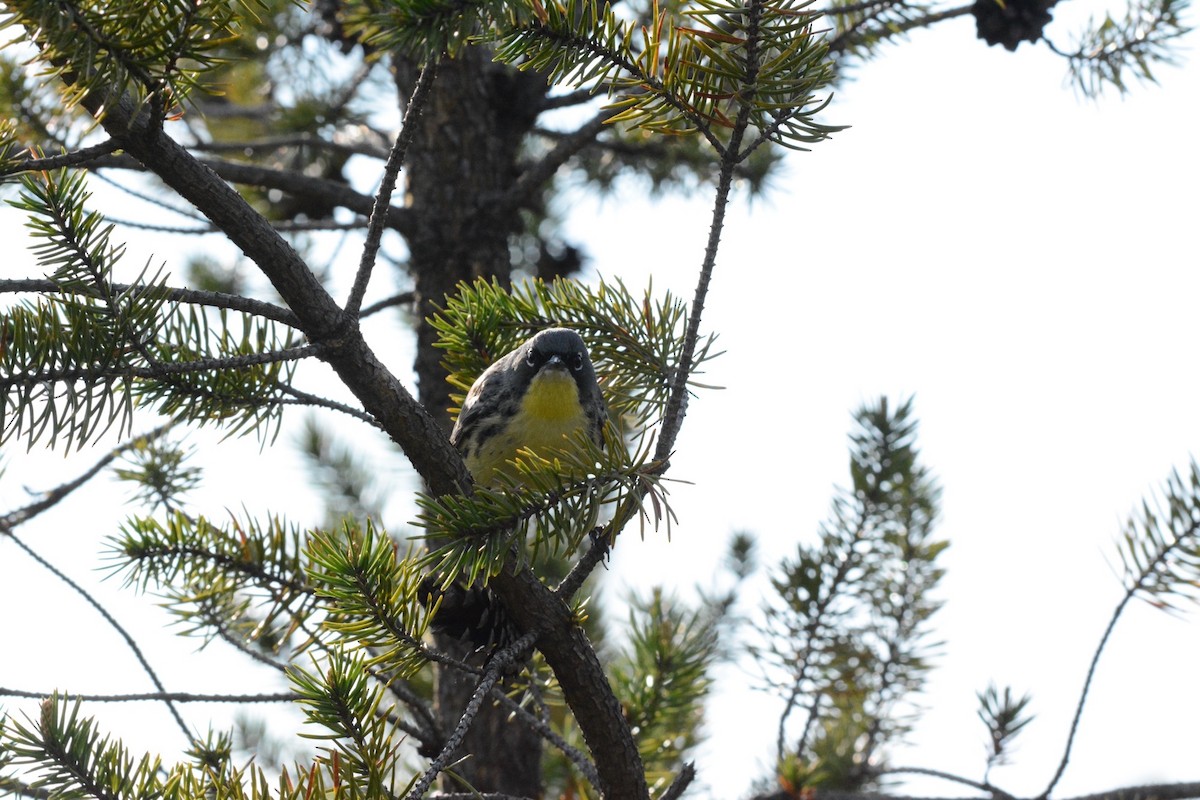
[3,8,1200,800]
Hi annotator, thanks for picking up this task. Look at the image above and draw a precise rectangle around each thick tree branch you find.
[490,562,648,798]
[81,90,468,498]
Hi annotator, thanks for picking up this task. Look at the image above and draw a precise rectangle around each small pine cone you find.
[972,0,1059,51]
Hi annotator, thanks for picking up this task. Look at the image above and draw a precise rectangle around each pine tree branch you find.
[507,110,610,209]
[189,133,390,160]
[0,775,53,800]
[428,794,534,799]
[660,762,697,800]
[359,291,417,318]
[489,558,648,798]
[1062,783,1200,800]
[554,528,609,600]
[827,4,973,55]
[0,346,319,391]
[753,783,1200,800]
[1042,509,1200,797]
[56,40,644,800]
[540,88,600,109]
[876,766,1015,799]
[78,88,469,497]
[83,151,418,237]
[107,217,369,235]
[653,27,756,460]
[275,383,383,427]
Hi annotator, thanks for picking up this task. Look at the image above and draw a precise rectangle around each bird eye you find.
[570,353,584,371]
[525,351,538,368]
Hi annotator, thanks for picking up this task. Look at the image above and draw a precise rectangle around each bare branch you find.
[0,688,293,703]
[0,532,195,744]
[347,58,438,318]
[405,633,538,800]
[1,278,301,327]
[2,140,120,175]
[489,687,601,790]
[0,422,174,531]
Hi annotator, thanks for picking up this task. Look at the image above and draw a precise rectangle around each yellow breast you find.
[468,371,587,485]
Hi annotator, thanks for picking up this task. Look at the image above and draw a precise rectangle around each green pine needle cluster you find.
[1,694,407,800]
[611,589,719,789]
[305,524,433,679]
[0,0,243,118]
[756,396,947,790]
[3,696,167,800]
[491,0,843,148]
[1064,0,1191,96]
[1,170,304,450]
[113,435,203,512]
[289,649,410,797]
[342,0,501,57]
[345,0,844,150]
[976,683,1034,771]
[1114,459,1200,612]
[110,511,316,654]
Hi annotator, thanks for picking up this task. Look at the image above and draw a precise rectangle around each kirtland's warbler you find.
[423,327,607,649]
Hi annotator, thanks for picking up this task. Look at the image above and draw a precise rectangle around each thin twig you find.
[275,383,383,427]
[554,529,608,600]
[189,133,390,160]
[404,632,537,800]
[346,58,438,318]
[0,345,320,391]
[2,140,121,176]
[827,4,972,54]
[1044,570,1180,795]
[91,169,210,223]
[653,7,759,461]
[506,110,609,208]
[0,422,175,530]
[359,291,417,318]
[108,217,369,235]
[877,766,1015,800]
[1,533,195,745]
[489,687,600,789]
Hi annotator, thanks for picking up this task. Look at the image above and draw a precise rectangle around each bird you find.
[421,327,607,650]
